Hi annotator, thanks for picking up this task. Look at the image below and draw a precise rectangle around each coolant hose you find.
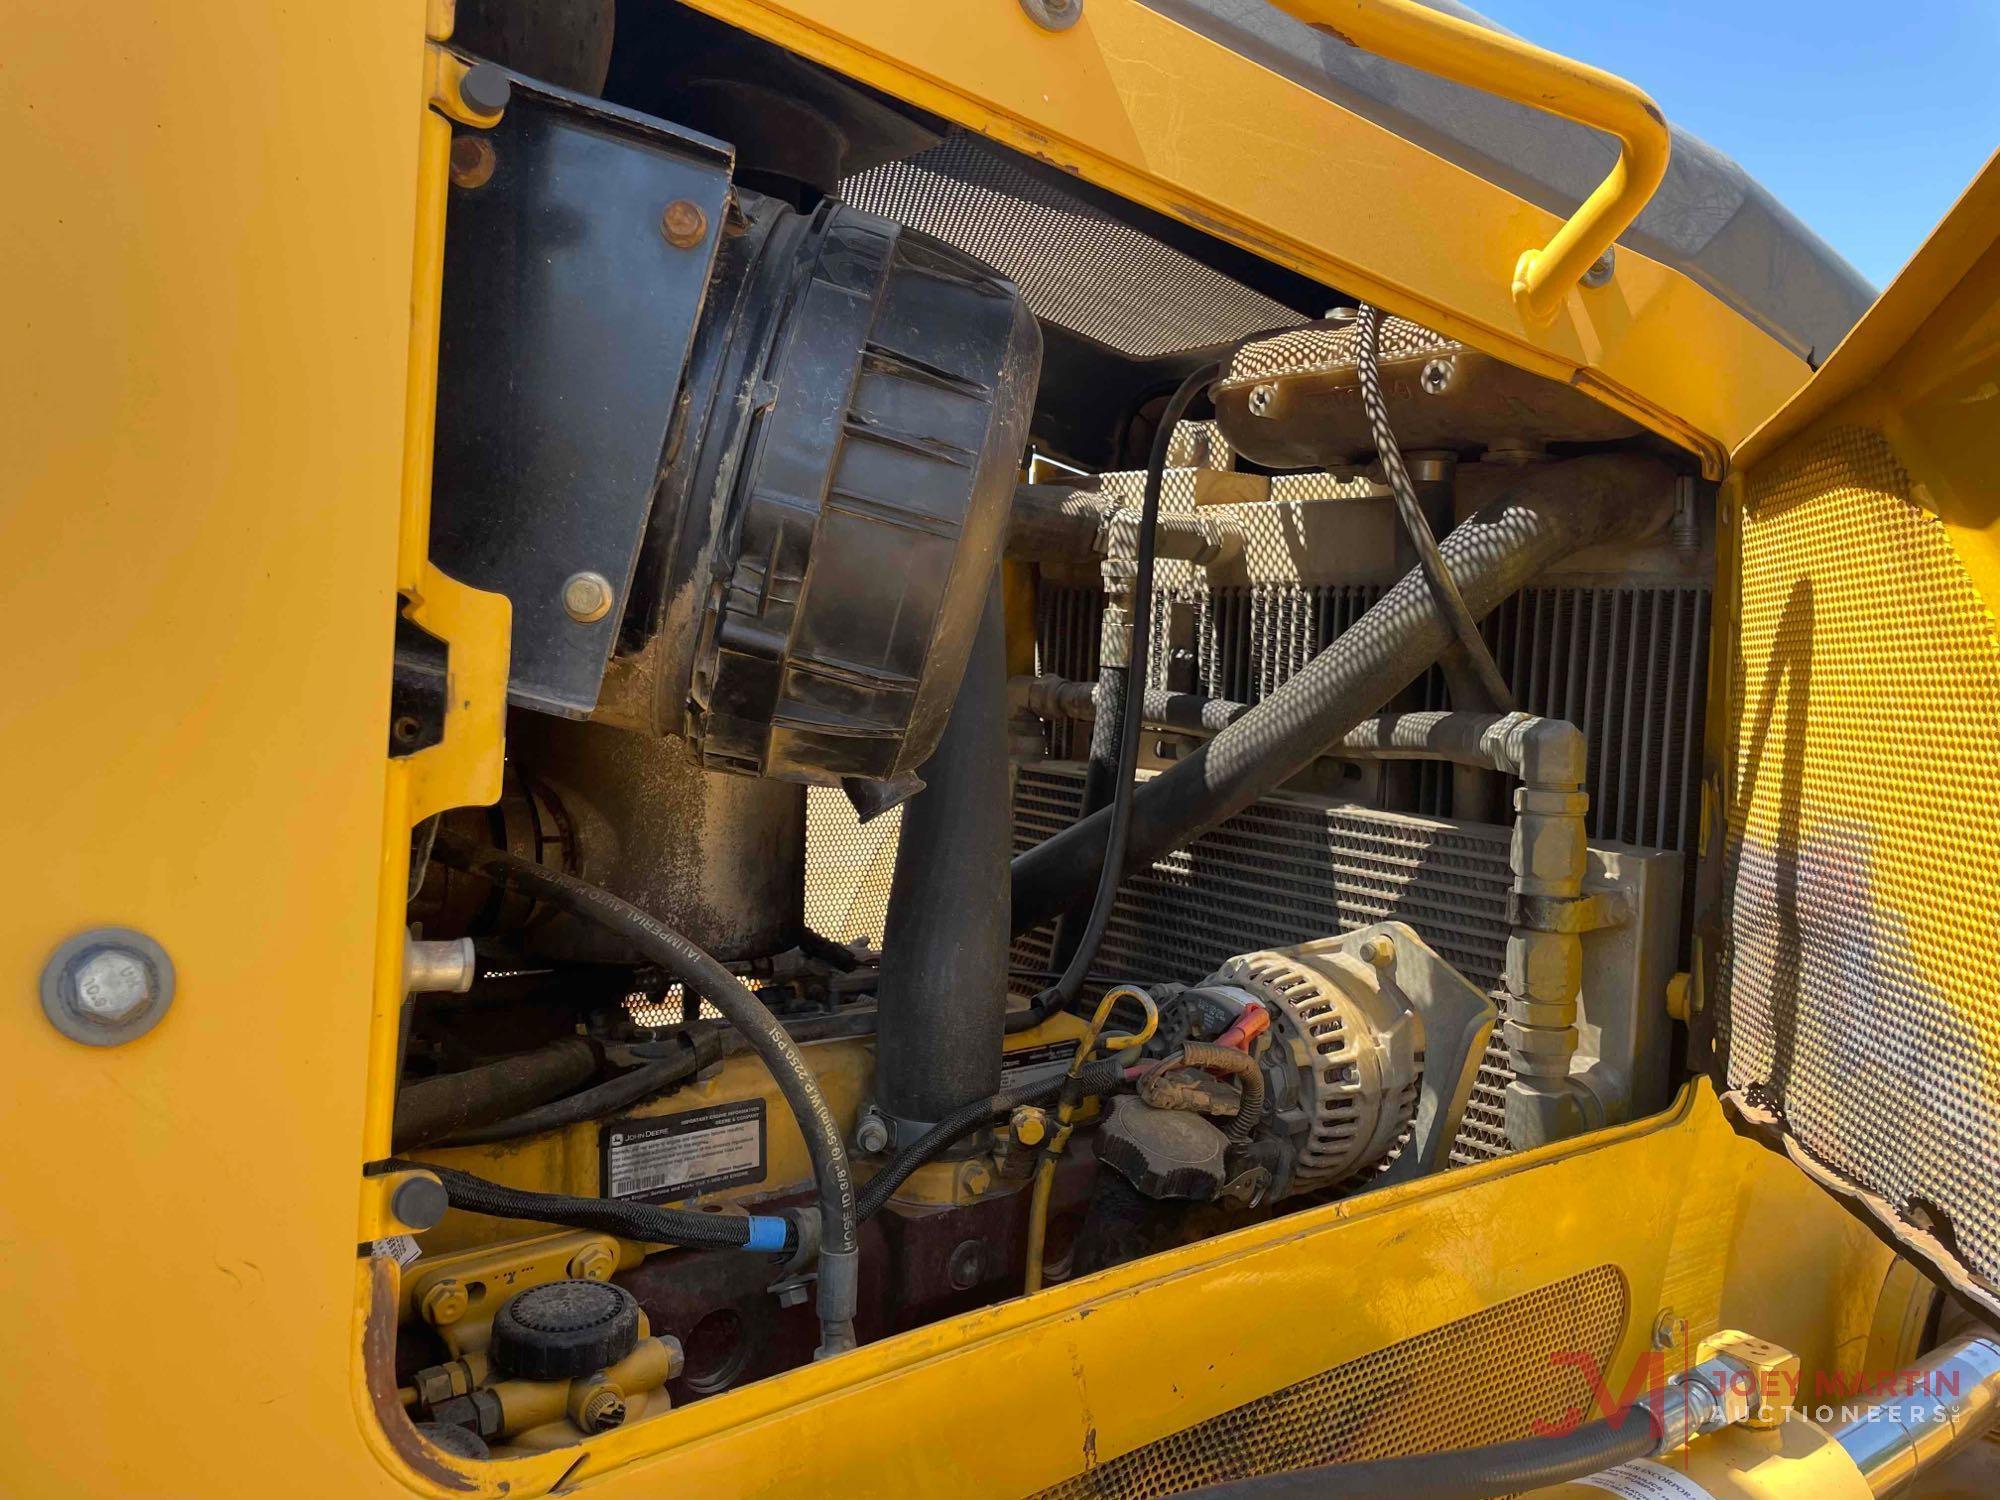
[434,1030,723,1148]
[1178,1411,1662,1499]
[856,1057,1127,1221]
[392,1036,601,1152]
[430,836,861,1355]
[383,1159,797,1254]
[1010,454,1676,935]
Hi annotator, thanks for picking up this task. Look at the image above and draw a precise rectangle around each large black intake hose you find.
[1010,454,1675,935]
[873,577,1012,1128]
[1178,1412,1661,1499]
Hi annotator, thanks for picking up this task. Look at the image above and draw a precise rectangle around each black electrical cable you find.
[382,1158,796,1253]
[857,1058,1127,1221]
[1353,302,1514,711]
[429,835,859,1352]
[1178,1411,1662,1500]
[433,1031,724,1148]
[1007,361,1218,1036]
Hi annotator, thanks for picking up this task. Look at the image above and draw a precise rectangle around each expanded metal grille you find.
[841,135,1303,359]
[1031,1263,1629,1498]
[803,786,902,945]
[1721,424,2000,1287]
[1011,764,1518,1163]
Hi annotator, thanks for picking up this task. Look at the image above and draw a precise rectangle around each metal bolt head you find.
[41,927,175,1046]
[854,1111,892,1154]
[568,1243,617,1281]
[957,1158,993,1198]
[1247,383,1278,418]
[1419,358,1454,396]
[1581,246,1617,289]
[1652,1307,1686,1349]
[1020,0,1082,30]
[1009,1105,1049,1148]
[661,199,709,249]
[561,571,614,624]
[1357,933,1397,969]
[421,1280,470,1327]
[449,136,496,190]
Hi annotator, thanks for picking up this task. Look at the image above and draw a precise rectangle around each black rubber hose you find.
[857,1058,1127,1221]
[1010,454,1676,936]
[1009,362,1218,1033]
[429,835,860,1352]
[433,1031,724,1148]
[392,1037,601,1152]
[1178,1412,1662,1500]
[382,1158,793,1253]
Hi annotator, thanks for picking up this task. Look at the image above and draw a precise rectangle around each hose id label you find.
[1572,1460,1715,1499]
[601,1099,767,1203]
[1000,1039,1080,1088]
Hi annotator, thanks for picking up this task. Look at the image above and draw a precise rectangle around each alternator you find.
[1197,932,1423,1198]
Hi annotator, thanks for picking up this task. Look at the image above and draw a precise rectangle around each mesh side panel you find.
[1216,315,1457,387]
[803,787,902,945]
[1030,1264,1628,1499]
[1012,765,1517,1164]
[1721,424,2000,1286]
[841,136,1302,359]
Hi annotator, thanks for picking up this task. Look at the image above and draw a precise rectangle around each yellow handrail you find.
[1269,0,1670,322]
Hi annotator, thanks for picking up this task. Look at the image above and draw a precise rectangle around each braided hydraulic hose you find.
[1353,302,1514,710]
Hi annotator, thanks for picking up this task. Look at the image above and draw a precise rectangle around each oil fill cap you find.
[491,1279,641,1380]
[1096,1096,1228,1202]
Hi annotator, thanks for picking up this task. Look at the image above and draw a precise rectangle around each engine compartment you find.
[383,5,1711,1463]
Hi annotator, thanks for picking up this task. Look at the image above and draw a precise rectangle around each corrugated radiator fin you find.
[1029,1263,1628,1499]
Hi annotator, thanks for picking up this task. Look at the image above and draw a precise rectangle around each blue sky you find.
[1473,1,1999,288]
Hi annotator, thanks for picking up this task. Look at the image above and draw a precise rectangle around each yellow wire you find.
[1024,986,1158,1294]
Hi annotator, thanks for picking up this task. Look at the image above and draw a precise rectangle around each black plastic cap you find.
[490,1279,641,1381]
[1096,1096,1228,1202]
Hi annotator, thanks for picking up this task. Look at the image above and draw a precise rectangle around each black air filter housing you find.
[426,72,1040,812]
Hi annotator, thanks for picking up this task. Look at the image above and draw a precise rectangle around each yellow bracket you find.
[1268,0,1670,323]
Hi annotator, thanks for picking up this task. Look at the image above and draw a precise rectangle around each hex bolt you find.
[854,1111,892,1155]
[448,136,496,190]
[1009,1105,1049,1148]
[1581,246,1617,289]
[41,927,175,1046]
[1020,0,1083,30]
[1652,1307,1686,1350]
[661,199,709,249]
[421,1280,470,1327]
[1420,358,1454,396]
[1357,933,1397,969]
[568,1244,617,1281]
[958,1158,993,1198]
[561,571,614,624]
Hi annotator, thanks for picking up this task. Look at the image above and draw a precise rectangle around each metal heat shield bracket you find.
[428,72,732,717]
[1372,924,1499,1184]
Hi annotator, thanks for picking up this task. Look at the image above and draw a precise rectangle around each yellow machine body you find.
[3,1,1997,1495]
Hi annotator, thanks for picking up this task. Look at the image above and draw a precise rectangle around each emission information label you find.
[601,1099,767,1202]
[1000,1039,1080,1088]
[1572,1460,1715,1499]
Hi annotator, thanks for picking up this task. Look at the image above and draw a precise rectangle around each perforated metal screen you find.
[1720,423,2000,1287]
[841,136,1303,358]
[1030,1263,1628,1498]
